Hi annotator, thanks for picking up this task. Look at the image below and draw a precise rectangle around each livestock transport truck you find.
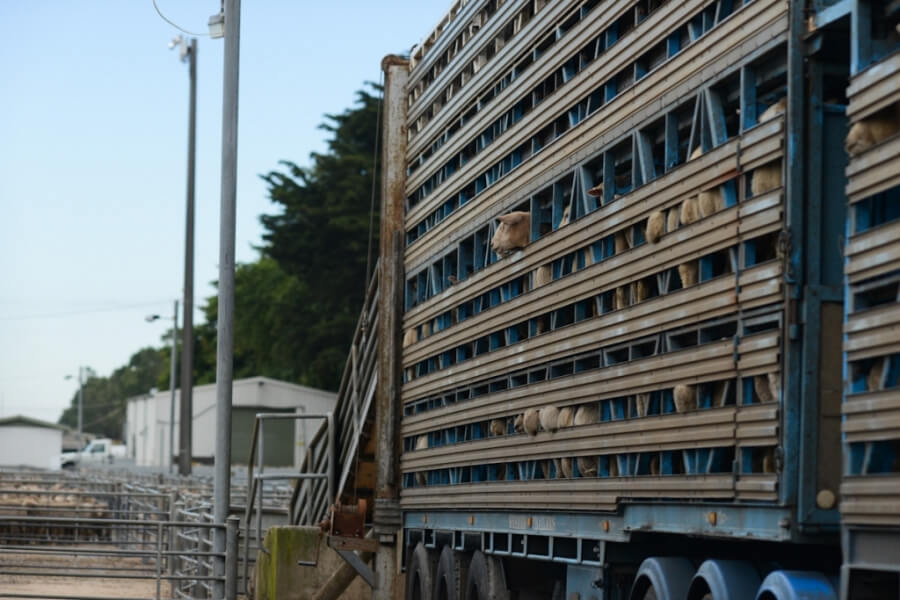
[366,0,900,598]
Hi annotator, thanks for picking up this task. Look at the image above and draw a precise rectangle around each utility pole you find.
[373,54,409,600]
[212,1,240,597]
[176,37,197,477]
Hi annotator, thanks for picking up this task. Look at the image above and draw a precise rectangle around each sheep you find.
[680,196,700,226]
[690,145,704,160]
[608,455,620,477]
[633,279,650,303]
[539,406,560,433]
[754,373,780,403]
[558,203,571,228]
[575,404,597,426]
[698,187,724,218]
[573,405,598,476]
[762,448,776,474]
[868,357,887,391]
[615,230,629,254]
[490,211,531,257]
[587,182,605,197]
[649,454,660,476]
[533,264,552,288]
[523,408,540,436]
[415,435,429,486]
[557,406,575,428]
[402,328,417,348]
[578,456,598,477]
[673,384,697,413]
[556,407,576,477]
[646,211,665,244]
[741,100,789,195]
[635,393,651,418]
[751,160,782,196]
[489,419,506,437]
[678,261,698,288]
[666,206,680,233]
[760,97,787,122]
[614,286,628,310]
[845,108,900,156]
[514,413,525,434]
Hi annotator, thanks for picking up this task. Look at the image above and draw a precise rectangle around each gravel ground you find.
[0,547,172,599]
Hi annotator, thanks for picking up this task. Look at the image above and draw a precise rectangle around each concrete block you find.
[254,526,369,600]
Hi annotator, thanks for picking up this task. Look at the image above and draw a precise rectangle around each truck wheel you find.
[407,542,437,600]
[464,551,508,600]
[434,545,469,600]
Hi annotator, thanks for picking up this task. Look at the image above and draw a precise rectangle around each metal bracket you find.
[326,536,376,589]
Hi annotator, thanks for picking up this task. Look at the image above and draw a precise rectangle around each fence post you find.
[225,516,239,600]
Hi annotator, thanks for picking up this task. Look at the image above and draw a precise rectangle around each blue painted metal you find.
[567,564,604,600]
[629,557,695,600]
[755,570,838,600]
[687,560,760,600]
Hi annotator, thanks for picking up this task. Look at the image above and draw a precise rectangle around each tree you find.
[59,347,167,439]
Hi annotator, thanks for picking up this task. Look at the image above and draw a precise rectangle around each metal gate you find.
[0,469,240,600]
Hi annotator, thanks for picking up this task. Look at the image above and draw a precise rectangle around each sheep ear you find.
[498,213,517,225]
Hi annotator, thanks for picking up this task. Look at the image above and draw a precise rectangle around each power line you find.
[0,300,172,322]
[151,0,210,37]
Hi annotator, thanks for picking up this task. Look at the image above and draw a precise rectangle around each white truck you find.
[60,438,127,468]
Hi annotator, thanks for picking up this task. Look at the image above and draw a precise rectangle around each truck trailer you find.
[355,0,900,598]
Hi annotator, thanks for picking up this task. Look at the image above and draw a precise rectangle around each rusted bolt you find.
[707,512,717,526]
[527,517,533,528]
[468,515,475,525]
[602,520,610,532]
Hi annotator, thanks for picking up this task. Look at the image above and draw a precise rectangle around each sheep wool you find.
[489,419,506,437]
[678,262,698,288]
[649,454,660,476]
[646,211,665,243]
[698,187,724,218]
[490,211,531,257]
[539,406,560,433]
[558,204,571,228]
[680,196,700,226]
[577,456,598,477]
[615,230,629,255]
[514,413,525,434]
[559,457,573,479]
[754,374,777,403]
[523,408,540,437]
[635,393,651,418]
[673,384,697,413]
[402,328,417,348]
[574,404,598,426]
[751,160,782,196]
[867,357,887,392]
[759,97,787,122]
[845,114,900,156]
[634,280,650,303]
[557,406,575,429]
[534,264,552,288]
[614,286,628,311]
[666,207,680,233]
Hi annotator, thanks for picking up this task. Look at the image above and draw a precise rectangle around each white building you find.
[125,376,337,469]
[0,415,65,470]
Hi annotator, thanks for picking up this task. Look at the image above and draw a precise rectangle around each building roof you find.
[0,415,67,431]
[126,375,338,404]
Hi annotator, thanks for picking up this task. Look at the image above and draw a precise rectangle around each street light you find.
[169,33,197,477]
[146,299,178,474]
[64,368,86,449]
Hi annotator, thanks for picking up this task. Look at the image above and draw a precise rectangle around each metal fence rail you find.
[0,470,241,600]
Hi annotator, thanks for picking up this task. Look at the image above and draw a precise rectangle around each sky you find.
[0,0,449,424]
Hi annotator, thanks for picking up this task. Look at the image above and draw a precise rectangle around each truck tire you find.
[464,551,509,600]
[407,542,437,600]
[434,545,469,600]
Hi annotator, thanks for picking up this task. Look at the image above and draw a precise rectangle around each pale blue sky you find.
[0,1,448,424]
